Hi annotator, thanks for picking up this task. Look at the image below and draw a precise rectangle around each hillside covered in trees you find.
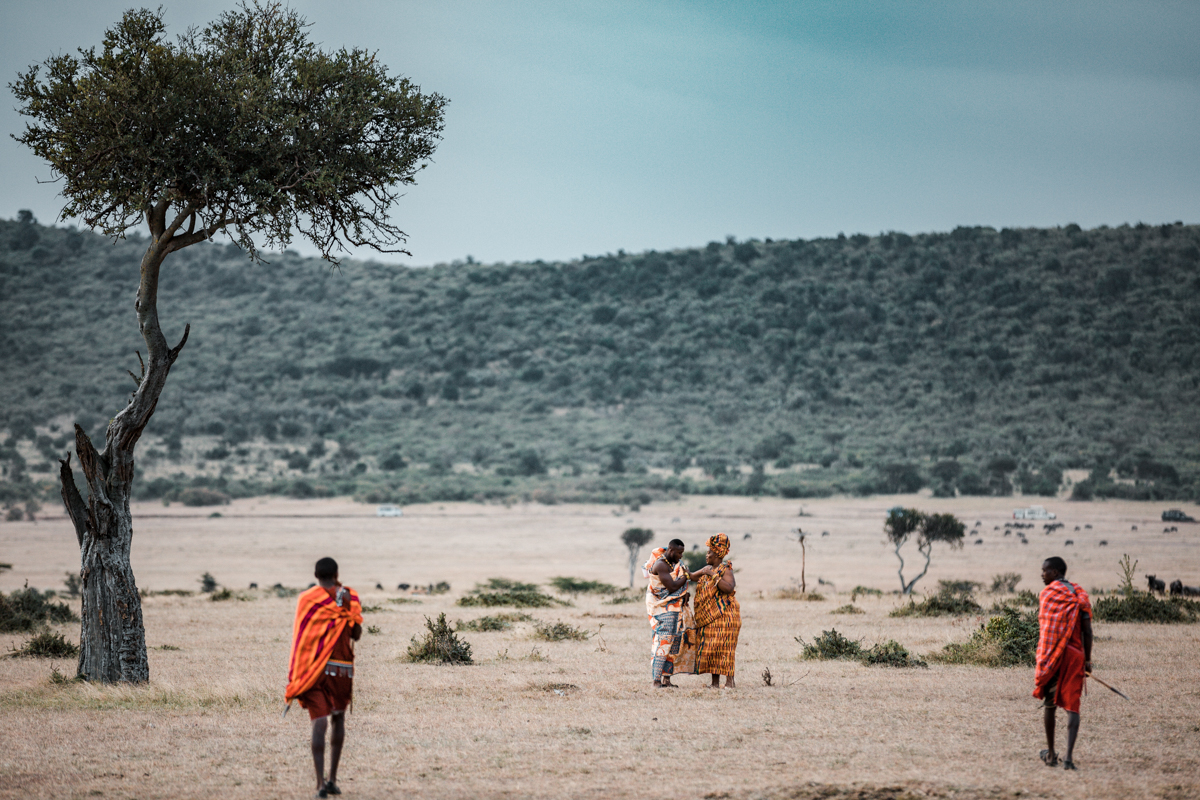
[2,212,1198,507]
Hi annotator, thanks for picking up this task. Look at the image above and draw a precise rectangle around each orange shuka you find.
[285,584,363,703]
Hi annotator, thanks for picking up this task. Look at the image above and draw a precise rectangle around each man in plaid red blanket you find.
[1033,556,1093,770]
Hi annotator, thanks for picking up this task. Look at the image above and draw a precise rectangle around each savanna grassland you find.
[1,495,1198,799]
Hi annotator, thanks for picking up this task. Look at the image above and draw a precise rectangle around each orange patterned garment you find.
[1033,579,1091,710]
[285,584,363,704]
[691,560,740,676]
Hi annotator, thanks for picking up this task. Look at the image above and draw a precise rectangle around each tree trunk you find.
[628,546,639,588]
[59,223,189,683]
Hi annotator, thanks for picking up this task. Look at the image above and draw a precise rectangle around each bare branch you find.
[58,452,89,548]
[168,323,190,364]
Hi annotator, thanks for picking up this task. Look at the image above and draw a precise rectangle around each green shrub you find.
[603,591,638,605]
[932,606,1039,667]
[830,604,865,615]
[1093,593,1198,623]
[548,576,619,595]
[199,572,218,593]
[890,588,981,617]
[0,587,78,632]
[533,621,591,641]
[850,586,883,602]
[406,613,473,664]
[10,630,78,658]
[796,628,862,660]
[456,612,532,631]
[456,578,569,608]
[861,640,927,668]
[681,551,707,573]
[938,579,982,594]
[990,572,1022,593]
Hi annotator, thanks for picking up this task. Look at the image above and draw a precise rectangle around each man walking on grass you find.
[286,558,363,797]
[1033,556,1093,771]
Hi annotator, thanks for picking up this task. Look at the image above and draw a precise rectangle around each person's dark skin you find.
[651,544,687,686]
[692,547,737,688]
[1040,560,1092,768]
[312,569,362,795]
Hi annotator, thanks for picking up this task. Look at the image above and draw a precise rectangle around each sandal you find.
[1063,760,1077,771]
[1039,749,1058,767]
[324,782,342,795]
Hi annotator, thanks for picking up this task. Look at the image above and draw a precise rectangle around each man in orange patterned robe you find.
[286,557,363,797]
[1033,556,1092,771]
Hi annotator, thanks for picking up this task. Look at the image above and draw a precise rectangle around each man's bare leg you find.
[327,711,346,791]
[311,716,328,791]
[710,674,720,688]
[1063,711,1080,768]
[725,674,736,688]
[1042,705,1057,763]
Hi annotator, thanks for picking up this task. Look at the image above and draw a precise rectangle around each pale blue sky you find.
[2,1,1198,265]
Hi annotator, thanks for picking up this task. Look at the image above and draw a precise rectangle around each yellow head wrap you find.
[706,532,730,561]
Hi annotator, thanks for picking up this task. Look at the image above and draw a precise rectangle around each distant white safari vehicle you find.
[376,505,404,517]
[1013,505,1055,520]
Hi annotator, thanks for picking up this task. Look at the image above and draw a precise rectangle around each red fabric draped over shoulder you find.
[286,585,363,703]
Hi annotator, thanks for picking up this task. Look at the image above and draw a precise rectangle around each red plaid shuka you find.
[1033,579,1091,699]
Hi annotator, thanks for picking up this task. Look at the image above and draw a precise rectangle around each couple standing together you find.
[645,532,741,688]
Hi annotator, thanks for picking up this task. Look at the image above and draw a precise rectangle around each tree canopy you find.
[11,1,446,261]
[885,508,965,594]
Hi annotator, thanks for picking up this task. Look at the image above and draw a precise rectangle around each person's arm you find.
[716,563,736,593]
[1080,610,1092,672]
[653,559,689,592]
[350,622,362,641]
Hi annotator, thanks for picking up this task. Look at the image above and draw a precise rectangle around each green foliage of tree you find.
[884,508,966,594]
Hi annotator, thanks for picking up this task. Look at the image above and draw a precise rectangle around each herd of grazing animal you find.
[1147,575,1200,597]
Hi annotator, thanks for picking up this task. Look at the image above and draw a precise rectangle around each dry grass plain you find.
[1,494,1199,800]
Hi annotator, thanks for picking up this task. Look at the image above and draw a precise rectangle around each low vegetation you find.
[455,613,533,632]
[932,606,1039,667]
[405,613,473,664]
[456,578,569,608]
[10,630,79,658]
[1092,593,1199,623]
[796,629,925,668]
[890,586,982,617]
[548,577,619,595]
[990,572,1022,593]
[0,587,77,633]
[850,586,883,602]
[776,587,824,601]
[830,604,865,615]
[532,621,591,642]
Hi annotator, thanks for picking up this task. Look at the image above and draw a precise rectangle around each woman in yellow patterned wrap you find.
[689,532,741,688]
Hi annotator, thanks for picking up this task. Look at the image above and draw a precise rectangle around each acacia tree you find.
[10,3,445,683]
[884,507,965,594]
[621,527,655,587]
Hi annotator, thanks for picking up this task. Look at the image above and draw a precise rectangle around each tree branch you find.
[58,452,89,548]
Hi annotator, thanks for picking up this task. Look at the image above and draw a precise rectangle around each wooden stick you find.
[1086,671,1130,700]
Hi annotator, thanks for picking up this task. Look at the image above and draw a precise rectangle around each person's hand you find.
[692,565,715,577]
[1084,661,1093,674]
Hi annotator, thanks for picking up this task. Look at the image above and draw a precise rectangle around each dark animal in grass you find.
[1074,526,1080,531]
[397,583,410,590]
[1099,540,1108,546]
[1132,525,1138,531]
[821,531,829,536]
[1185,586,1200,597]
[743,533,752,540]
[249,582,258,589]
[1170,580,1183,596]
[376,583,384,590]
[1146,575,1166,595]
[1004,530,1011,537]
[1064,540,1073,546]
[1085,524,1092,529]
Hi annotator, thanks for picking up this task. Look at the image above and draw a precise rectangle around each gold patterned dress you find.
[690,560,740,677]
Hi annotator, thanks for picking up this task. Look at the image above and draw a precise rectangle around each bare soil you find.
[1,495,1198,799]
